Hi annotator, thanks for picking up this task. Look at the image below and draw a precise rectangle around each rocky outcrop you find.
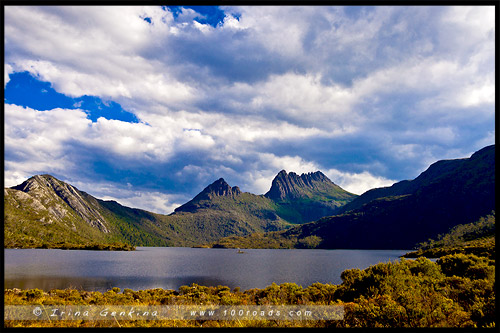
[11,174,109,232]
[265,170,338,201]
[200,178,242,199]
[174,178,242,213]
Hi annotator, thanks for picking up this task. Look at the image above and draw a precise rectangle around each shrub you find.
[437,253,494,280]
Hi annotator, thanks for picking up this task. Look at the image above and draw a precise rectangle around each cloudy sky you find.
[4,6,495,214]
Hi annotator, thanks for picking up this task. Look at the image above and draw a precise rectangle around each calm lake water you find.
[4,247,408,292]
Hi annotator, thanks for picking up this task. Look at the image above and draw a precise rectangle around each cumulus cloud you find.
[236,153,397,196]
[4,104,91,178]
[325,169,397,195]
[4,5,495,213]
[4,63,13,87]
[70,180,187,215]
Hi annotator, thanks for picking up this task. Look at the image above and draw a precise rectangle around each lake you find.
[4,247,409,292]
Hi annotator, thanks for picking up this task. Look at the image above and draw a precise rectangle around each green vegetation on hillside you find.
[403,212,495,259]
[4,187,123,249]
[4,174,310,250]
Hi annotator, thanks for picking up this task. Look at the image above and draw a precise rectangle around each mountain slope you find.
[11,174,110,232]
[5,174,277,248]
[5,175,120,248]
[167,178,292,242]
[337,145,493,214]
[403,211,495,259]
[164,172,357,243]
[174,178,243,213]
[4,174,172,248]
[211,145,495,249]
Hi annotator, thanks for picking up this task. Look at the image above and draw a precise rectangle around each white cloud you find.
[442,6,495,43]
[62,179,187,215]
[457,82,495,108]
[249,153,397,196]
[221,14,243,30]
[239,154,321,195]
[99,191,184,215]
[474,131,495,151]
[4,63,13,87]
[5,6,194,109]
[5,170,38,188]
[85,118,176,160]
[400,127,457,145]
[259,153,320,175]
[326,169,397,195]
[230,6,308,57]
[249,72,357,127]
[4,6,495,210]
[4,104,91,175]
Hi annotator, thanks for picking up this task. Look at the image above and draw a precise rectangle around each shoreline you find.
[4,242,136,251]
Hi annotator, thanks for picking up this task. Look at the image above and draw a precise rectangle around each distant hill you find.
[211,145,495,250]
[4,170,356,248]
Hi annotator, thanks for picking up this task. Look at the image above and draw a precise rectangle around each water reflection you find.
[5,247,408,292]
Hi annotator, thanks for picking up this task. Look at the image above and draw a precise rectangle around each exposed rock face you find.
[265,170,335,201]
[12,174,109,232]
[262,170,358,223]
[174,178,242,213]
[200,178,242,199]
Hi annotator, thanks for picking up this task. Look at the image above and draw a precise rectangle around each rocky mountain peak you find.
[203,178,242,198]
[11,174,109,233]
[265,170,335,201]
[173,177,242,213]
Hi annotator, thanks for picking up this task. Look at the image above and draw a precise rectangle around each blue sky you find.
[4,6,495,214]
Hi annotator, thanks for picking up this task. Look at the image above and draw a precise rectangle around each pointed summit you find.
[203,178,242,198]
[173,177,242,213]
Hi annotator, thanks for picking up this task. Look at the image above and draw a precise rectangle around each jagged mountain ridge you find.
[211,145,495,250]
[263,170,358,223]
[265,170,353,201]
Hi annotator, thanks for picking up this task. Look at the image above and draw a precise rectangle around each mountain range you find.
[211,144,495,249]
[4,169,356,248]
[4,145,494,250]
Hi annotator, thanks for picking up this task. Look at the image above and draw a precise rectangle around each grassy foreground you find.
[4,250,495,328]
